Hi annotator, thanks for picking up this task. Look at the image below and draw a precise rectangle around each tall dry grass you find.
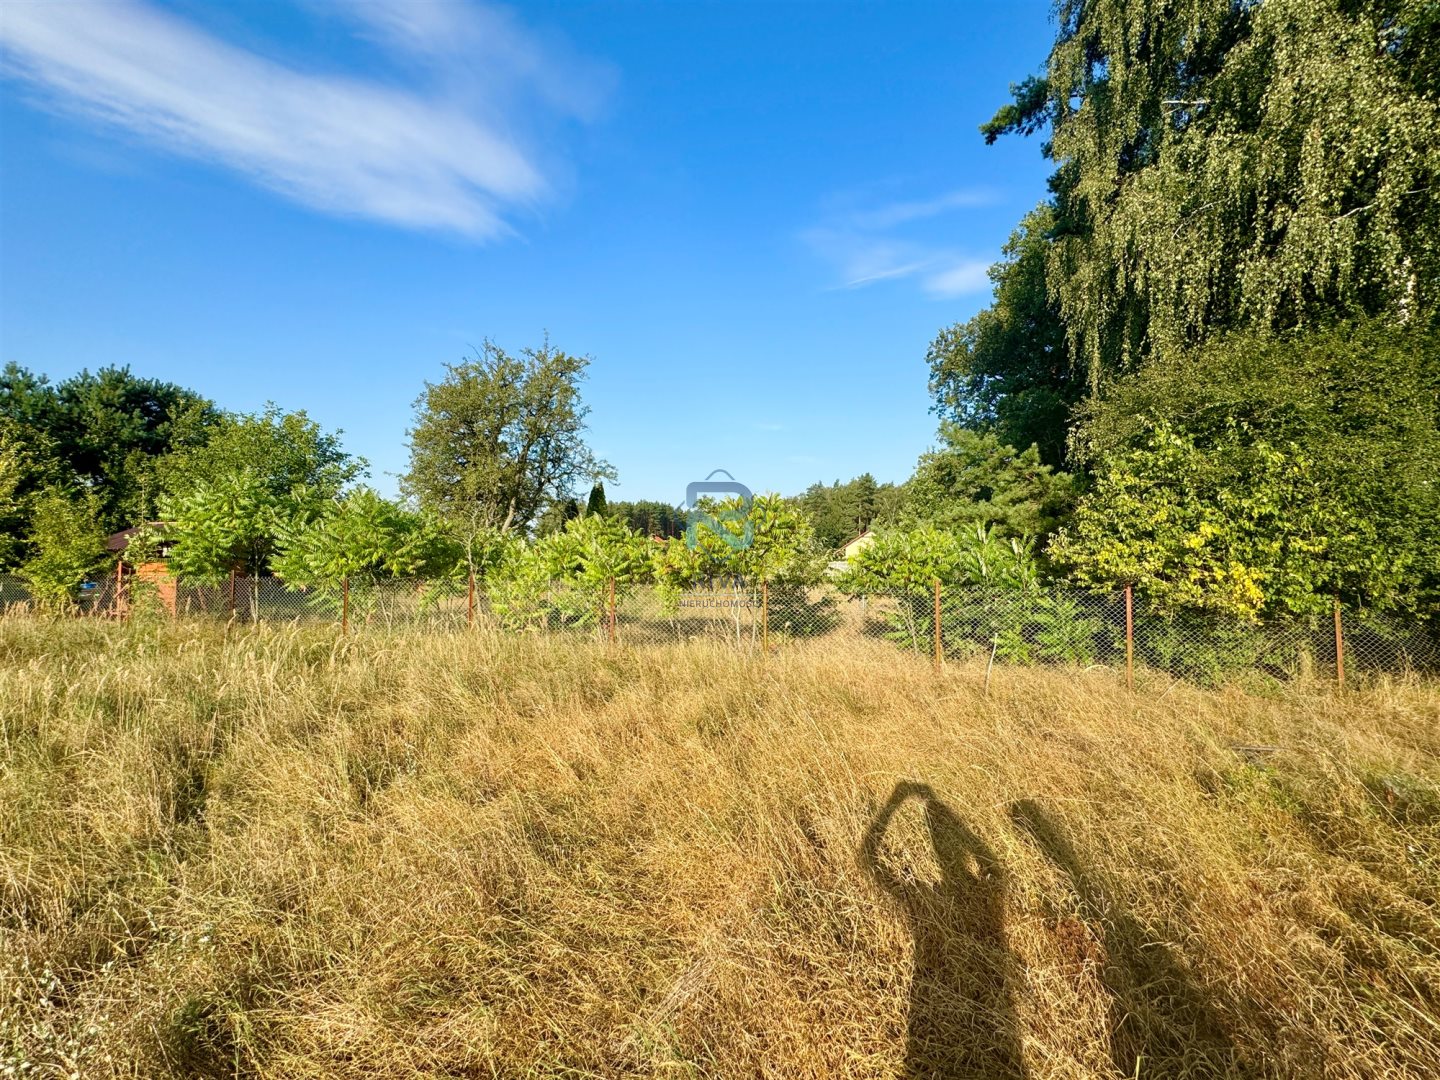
[1,617,1437,1078]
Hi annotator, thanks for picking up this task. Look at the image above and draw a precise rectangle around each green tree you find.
[897,425,1078,540]
[272,489,462,592]
[542,512,650,601]
[674,493,824,587]
[20,488,110,608]
[652,493,826,642]
[797,474,894,550]
[161,406,361,504]
[0,363,217,544]
[484,514,649,632]
[51,367,218,529]
[837,524,1040,599]
[1055,321,1440,618]
[606,499,687,539]
[159,408,363,597]
[585,481,608,517]
[163,471,285,585]
[0,418,56,568]
[403,340,614,556]
[985,0,1440,380]
[836,524,1046,655]
[927,204,1082,466]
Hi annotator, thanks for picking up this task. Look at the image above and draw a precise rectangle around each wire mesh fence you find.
[2,572,1436,686]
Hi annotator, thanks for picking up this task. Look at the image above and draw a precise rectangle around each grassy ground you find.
[1,619,1437,1079]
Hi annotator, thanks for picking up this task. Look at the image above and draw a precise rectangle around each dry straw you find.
[1,618,1437,1077]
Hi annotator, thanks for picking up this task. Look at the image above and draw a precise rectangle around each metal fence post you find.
[1125,583,1134,692]
[467,569,476,629]
[761,579,769,653]
[933,578,943,675]
[342,576,350,635]
[608,576,617,645]
[228,567,237,619]
[1334,600,1345,690]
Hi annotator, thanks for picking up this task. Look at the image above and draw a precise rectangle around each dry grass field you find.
[2,618,1438,1079]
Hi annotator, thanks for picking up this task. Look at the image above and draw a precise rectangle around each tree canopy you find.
[1052,320,1440,618]
[0,363,218,544]
[896,426,1078,542]
[926,204,1080,466]
[984,0,1440,380]
[403,340,613,540]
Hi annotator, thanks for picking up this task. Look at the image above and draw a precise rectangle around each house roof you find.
[106,522,169,553]
[831,529,873,558]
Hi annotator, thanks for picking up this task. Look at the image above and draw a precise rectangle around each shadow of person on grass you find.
[861,781,1028,1079]
[1008,799,1240,1077]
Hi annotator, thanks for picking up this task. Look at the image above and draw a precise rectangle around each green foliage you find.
[541,513,651,596]
[403,339,613,538]
[161,406,361,504]
[796,473,895,551]
[19,488,110,607]
[646,494,825,642]
[669,493,825,587]
[484,514,649,632]
[584,481,607,518]
[926,205,1082,466]
[160,409,363,586]
[836,524,1056,655]
[836,523,1040,599]
[483,540,561,631]
[163,471,286,584]
[0,418,40,568]
[1053,422,1339,620]
[896,425,1078,540]
[986,0,1440,379]
[120,520,169,564]
[605,499,687,539]
[1130,607,1277,685]
[272,489,463,592]
[944,589,1110,666]
[0,363,218,554]
[1055,322,1440,619]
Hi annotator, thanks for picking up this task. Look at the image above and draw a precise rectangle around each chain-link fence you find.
[2,572,1436,686]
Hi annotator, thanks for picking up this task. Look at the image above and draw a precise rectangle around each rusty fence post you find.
[113,562,125,620]
[608,577,617,645]
[342,576,350,635]
[467,569,476,629]
[761,580,769,653]
[1334,600,1345,690]
[1124,583,1134,692]
[933,578,943,675]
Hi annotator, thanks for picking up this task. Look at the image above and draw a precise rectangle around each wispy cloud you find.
[802,187,997,298]
[844,189,996,231]
[0,0,612,239]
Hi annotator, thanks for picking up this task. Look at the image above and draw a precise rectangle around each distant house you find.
[840,530,874,561]
[828,529,874,576]
[106,522,175,563]
[107,523,177,614]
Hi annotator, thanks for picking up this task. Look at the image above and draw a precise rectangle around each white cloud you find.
[845,188,996,231]
[922,259,992,298]
[802,187,997,299]
[326,0,610,122]
[0,0,611,239]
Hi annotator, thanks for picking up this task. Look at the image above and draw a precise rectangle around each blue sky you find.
[0,0,1055,503]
